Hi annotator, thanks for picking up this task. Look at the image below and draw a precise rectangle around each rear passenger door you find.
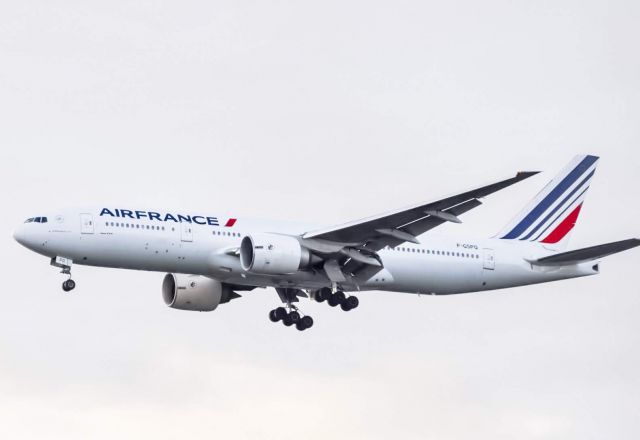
[483,248,495,270]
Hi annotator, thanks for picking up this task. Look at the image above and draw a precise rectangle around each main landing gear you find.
[269,305,314,331]
[314,287,359,311]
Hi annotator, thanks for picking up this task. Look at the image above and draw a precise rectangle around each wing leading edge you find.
[303,171,540,249]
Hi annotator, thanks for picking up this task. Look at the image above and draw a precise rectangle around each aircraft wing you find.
[302,171,539,250]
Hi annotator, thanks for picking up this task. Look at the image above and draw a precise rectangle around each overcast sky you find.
[1,1,639,439]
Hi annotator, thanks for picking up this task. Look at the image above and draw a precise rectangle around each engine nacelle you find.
[162,274,233,312]
[240,233,311,274]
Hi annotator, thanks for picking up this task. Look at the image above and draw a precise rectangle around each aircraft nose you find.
[13,225,28,247]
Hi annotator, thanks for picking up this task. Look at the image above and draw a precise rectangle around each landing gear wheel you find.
[328,291,343,307]
[274,307,287,321]
[62,279,76,292]
[295,316,314,331]
[343,296,359,311]
[301,315,313,329]
[289,311,301,323]
[315,287,331,303]
[269,310,280,322]
[283,313,295,327]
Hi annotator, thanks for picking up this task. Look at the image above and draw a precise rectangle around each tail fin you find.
[496,154,600,250]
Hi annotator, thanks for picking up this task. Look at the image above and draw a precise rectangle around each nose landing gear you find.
[51,256,76,292]
[62,279,76,292]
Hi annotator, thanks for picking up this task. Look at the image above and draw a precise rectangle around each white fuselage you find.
[13,207,599,295]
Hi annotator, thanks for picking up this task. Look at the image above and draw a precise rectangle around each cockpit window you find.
[24,217,47,223]
[25,218,34,223]
[35,217,41,223]
[42,217,48,223]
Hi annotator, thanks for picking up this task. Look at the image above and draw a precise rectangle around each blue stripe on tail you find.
[501,155,598,239]
[519,169,595,241]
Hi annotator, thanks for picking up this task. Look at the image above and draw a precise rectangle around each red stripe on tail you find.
[541,204,583,244]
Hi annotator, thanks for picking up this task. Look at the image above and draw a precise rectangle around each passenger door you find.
[483,248,495,270]
[80,213,94,234]
[181,222,193,242]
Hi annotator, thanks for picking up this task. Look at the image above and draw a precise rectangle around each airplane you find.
[13,155,639,331]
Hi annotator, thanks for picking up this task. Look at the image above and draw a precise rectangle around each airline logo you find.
[501,155,599,244]
[99,208,237,227]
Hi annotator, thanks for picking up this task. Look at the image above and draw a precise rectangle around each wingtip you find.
[516,171,541,179]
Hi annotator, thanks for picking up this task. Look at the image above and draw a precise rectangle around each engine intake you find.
[240,233,312,274]
[162,274,235,312]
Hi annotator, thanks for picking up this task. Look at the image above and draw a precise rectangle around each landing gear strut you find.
[315,287,359,311]
[269,288,314,331]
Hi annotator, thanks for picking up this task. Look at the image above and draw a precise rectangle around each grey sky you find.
[1,1,639,439]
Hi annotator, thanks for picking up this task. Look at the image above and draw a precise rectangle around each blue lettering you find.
[102,209,224,225]
[164,213,178,222]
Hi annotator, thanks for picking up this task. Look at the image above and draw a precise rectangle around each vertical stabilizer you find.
[496,154,599,250]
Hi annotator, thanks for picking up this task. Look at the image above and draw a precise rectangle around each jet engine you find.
[240,233,315,274]
[162,274,236,311]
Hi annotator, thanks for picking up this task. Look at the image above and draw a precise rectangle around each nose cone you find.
[13,226,27,246]
[13,225,36,251]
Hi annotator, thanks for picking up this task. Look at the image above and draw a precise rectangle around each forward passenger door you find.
[80,213,94,234]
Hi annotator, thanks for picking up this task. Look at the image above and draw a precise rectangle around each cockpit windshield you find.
[24,217,47,223]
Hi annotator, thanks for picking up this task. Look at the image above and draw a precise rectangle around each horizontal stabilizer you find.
[533,238,640,266]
